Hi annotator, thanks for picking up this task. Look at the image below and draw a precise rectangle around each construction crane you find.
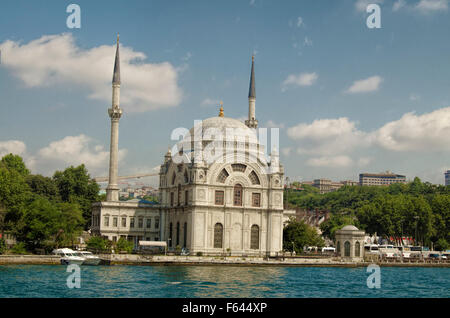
[94,172,159,183]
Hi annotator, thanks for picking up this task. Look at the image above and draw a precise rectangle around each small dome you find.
[341,225,359,231]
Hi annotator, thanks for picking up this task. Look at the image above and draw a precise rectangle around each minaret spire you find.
[112,33,121,85]
[245,55,258,128]
[106,34,123,202]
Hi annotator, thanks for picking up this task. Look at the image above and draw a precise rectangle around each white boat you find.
[75,251,101,265]
[52,248,85,265]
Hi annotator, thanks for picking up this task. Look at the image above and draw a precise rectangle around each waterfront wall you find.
[1,254,449,267]
[0,255,60,265]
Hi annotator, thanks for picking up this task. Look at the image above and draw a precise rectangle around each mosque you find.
[91,36,294,256]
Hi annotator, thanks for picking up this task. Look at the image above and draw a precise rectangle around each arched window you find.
[177,184,181,206]
[344,241,351,257]
[232,164,247,172]
[250,225,259,249]
[337,241,340,254]
[184,170,189,183]
[214,223,223,248]
[355,241,360,257]
[249,171,260,185]
[234,184,243,206]
[217,169,229,183]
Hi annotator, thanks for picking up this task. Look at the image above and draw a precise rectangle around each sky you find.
[1,0,450,187]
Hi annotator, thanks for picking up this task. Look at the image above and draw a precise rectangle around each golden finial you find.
[252,55,255,62]
[117,33,119,44]
[218,101,224,117]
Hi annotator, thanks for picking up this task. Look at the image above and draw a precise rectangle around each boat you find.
[75,251,101,265]
[52,248,85,265]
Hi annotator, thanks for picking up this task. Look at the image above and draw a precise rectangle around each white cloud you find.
[265,120,285,129]
[372,107,450,151]
[36,134,127,176]
[415,0,448,12]
[306,156,353,168]
[345,75,383,94]
[288,117,367,156]
[357,157,372,167]
[393,0,407,11]
[355,0,384,12]
[0,33,182,112]
[296,17,304,27]
[201,98,220,106]
[282,72,318,91]
[281,147,292,156]
[0,140,27,158]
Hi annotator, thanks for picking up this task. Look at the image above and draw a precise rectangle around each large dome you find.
[173,115,268,166]
[188,116,258,143]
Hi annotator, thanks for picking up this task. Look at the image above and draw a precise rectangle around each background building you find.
[445,170,450,186]
[359,171,406,186]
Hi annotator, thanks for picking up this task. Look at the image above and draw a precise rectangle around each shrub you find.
[196,251,203,257]
[87,236,111,253]
[10,242,27,254]
[115,237,133,254]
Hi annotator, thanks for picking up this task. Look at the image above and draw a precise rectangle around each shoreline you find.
[1,254,449,268]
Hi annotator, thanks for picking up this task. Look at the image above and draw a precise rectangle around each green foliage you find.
[26,174,60,202]
[87,236,112,253]
[286,177,450,249]
[0,154,30,176]
[435,238,449,251]
[53,164,100,227]
[116,237,134,253]
[10,242,27,254]
[283,218,325,253]
[12,197,84,253]
[320,214,358,240]
[0,238,6,254]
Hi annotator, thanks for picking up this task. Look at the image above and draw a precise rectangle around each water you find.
[0,265,448,298]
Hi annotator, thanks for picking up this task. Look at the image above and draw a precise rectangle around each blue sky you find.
[1,0,450,186]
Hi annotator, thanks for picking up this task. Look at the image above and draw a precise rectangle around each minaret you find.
[106,34,122,202]
[245,55,258,128]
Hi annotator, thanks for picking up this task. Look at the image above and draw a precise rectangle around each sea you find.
[0,265,448,298]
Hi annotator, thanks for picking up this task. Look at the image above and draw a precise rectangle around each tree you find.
[26,174,60,202]
[14,197,61,252]
[283,218,324,253]
[0,154,30,176]
[53,164,100,227]
[320,214,359,240]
